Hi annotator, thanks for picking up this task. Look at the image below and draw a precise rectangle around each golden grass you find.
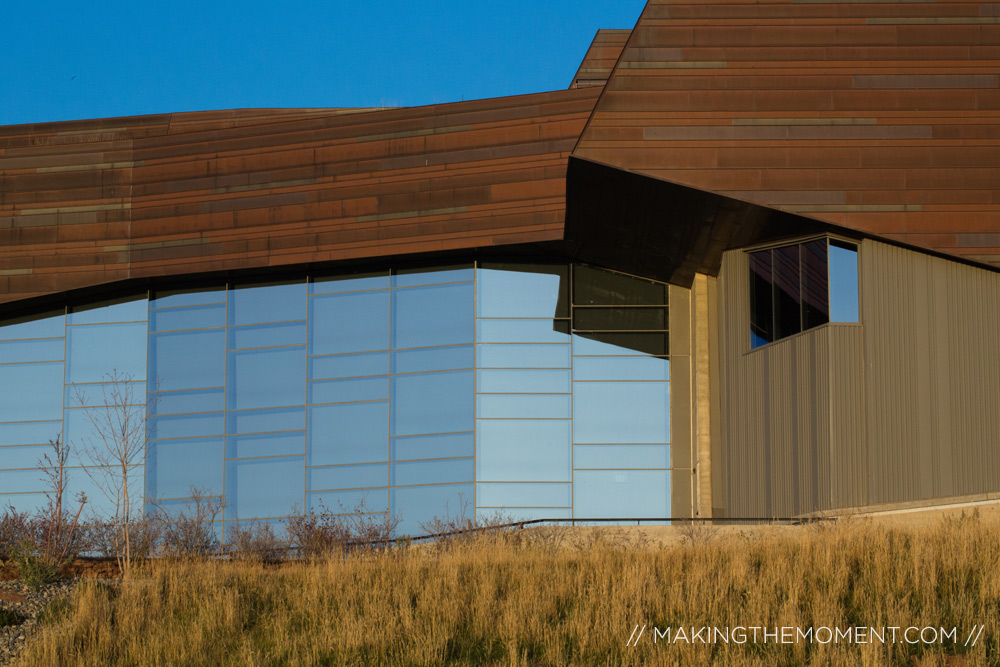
[17,512,1000,666]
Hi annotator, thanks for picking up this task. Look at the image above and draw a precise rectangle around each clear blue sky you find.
[0,1,645,126]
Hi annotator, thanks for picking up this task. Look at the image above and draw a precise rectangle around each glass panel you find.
[227,407,305,435]
[390,483,474,536]
[227,347,306,410]
[66,322,147,383]
[64,408,142,465]
[148,412,225,440]
[392,265,474,288]
[308,463,387,491]
[309,376,389,405]
[476,394,571,419]
[391,345,474,374]
[229,322,307,350]
[476,319,570,344]
[69,381,147,409]
[476,507,571,522]
[574,266,667,306]
[476,483,571,508]
[476,369,571,394]
[307,489,388,515]
[0,421,64,447]
[309,291,390,355]
[573,356,669,382]
[801,239,830,330]
[146,437,224,499]
[0,339,64,364]
[390,432,474,461]
[0,445,52,470]
[150,286,226,309]
[309,352,389,380]
[476,420,571,482]
[773,244,802,340]
[392,283,474,349]
[228,282,306,326]
[225,456,304,520]
[149,304,226,332]
[573,470,670,519]
[749,249,774,348]
[0,493,47,514]
[477,264,568,318]
[573,382,669,444]
[226,432,305,460]
[310,271,390,295]
[572,333,667,357]
[476,344,571,369]
[390,458,474,487]
[0,469,48,494]
[391,370,474,436]
[0,312,64,340]
[149,329,225,392]
[68,297,147,325]
[307,402,388,466]
[573,308,667,331]
[573,444,670,469]
[149,388,225,416]
[830,241,860,322]
[0,363,64,422]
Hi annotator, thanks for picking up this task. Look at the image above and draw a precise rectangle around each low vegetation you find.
[8,512,1000,666]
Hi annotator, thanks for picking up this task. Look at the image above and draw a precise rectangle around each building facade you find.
[2,0,999,533]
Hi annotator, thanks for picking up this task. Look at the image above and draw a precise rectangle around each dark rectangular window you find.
[749,250,774,348]
[801,239,830,330]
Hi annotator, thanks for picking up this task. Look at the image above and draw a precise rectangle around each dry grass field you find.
[15,511,1000,666]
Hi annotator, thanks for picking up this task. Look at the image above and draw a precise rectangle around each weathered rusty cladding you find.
[0,89,600,305]
[570,29,631,90]
[574,1,1000,268]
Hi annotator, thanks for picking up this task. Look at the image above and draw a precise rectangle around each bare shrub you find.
[419,498,517,552]
[156,490,223,559]
[284,500,401,558]
[677,520,718,547]
[87,516,161,561]
[0,508,34,562]
[226,522,283,563]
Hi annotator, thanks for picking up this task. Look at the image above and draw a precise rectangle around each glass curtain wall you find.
[0,262,671,535]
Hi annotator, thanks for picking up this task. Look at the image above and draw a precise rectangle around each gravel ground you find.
[0,578,79,666]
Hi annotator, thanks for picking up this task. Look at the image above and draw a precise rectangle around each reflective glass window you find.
[392,283,474,349]
[773,244,802,340]
[830,241,860,322]
[391,370,474,436]
[309,352,389,380]
[307,402,388,466]
[149,304,226,332]
[476,483,571,508]
[308,463,387,491]
[572,332,667,357]
[476,394,571,419]
[68,381,147,409]
[0,312,65,340]
[0,493,46,514]
[227,347,306,410]
[150,286,226,309]
[149,329,225,392]
[0,339,64,364]
[476,319,570,344]
[227,407,304,435]
[226,432,305,460]
[574,266,667,306]
[228,322,306,350]
[392,265,473,288]
[66,322,147,383]
[573,444,670,469]
[309,376,389,405]
[0,421,64,447]
[0,469,48,494]
[801,239,830,329]
[749,249,774,348]
[477,265,568,318]
[0,363,64,422]
[149,388,225,416]
[476,507,571,522]
[225,456,304,520]
[390,483,474,535]
[309,291,390,355]
[390,458,474,487]
[308,489,388,515]
[573,357,669,382]
[146,437,224,499]
[574,308,667,332]
[391,345,474,374]
[390,432,474,461]
[310,271,390,295]
[476,344,571,369]
[228,282,306,326]
[476,420,571,482]
[573,382,669,444]
[476,369,571,394]
[68,298,147,325]
[0,445,52,470]
[573,470,669,519]
[148,412,225,441]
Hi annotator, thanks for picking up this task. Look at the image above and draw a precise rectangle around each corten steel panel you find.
[0,89,599,305]
[570,29,632,90]
[574,1,1000,269]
